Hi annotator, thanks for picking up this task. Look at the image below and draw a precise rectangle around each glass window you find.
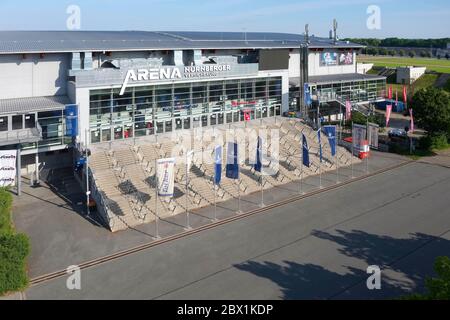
[156,86,173,110]
[0,117,8,131]
[12,115,23,130]
[225,81,239,100]
[255,80,267,98]
[183,118,190,130]
[24,114,36,129]
[174,85,191,116]
[240,80,254,100]
[209,82,223,102]
[38,110,63,145]
[135,86,153,111]
[193,84,207,104]
[165,120,173,132]
[90,128,101,143]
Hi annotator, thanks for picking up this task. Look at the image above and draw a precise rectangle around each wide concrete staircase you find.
[89,117,360,232]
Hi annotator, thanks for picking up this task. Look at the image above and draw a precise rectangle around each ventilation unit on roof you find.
[72,52,81,70]
[174,50,183,66]
[84,52,93,70]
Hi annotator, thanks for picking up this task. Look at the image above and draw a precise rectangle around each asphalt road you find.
[24,161,450,299]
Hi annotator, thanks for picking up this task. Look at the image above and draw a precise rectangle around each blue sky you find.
[0,0,449,38]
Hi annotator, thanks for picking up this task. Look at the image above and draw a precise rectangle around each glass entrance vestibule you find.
[88,77,282,144]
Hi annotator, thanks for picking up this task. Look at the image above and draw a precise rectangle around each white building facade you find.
[0,31,383,179]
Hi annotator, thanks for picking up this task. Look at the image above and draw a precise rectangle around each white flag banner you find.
[156,158,175,198]
[352,123,367,151]
[0,150,17,187]
[368,123,379,149]
[186,150,194,171]
[186,150,194,184]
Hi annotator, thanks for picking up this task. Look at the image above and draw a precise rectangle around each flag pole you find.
[259,137,265,208]
[351,121,354,178]
[336,131,339,184]
[155,159,160,239]
[300,151,303,195]
[260,171,265,208]
[236,141,242,214]
[213,182,218,221]
[318,130,322,189]
[366,116,369,174]
[185,151,191,230]
[318,150,322,189]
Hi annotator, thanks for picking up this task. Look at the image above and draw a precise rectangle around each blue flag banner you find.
[64,104,78,137]
[254,136,262,173]
[226,142,239,179]
[304,83,312,106]
[302,134,310,168]
[214,145,222,185]
[317,129,323,163]
[323,125,337,157]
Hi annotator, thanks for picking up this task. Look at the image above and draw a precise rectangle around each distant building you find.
[357,63,374,74]
[396,66,426,84]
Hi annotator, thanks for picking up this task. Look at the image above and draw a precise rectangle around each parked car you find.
[388,128,407,138]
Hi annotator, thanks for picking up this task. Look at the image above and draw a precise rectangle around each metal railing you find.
[0,123,42,145]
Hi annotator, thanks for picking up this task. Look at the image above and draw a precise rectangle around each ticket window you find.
[0,117,8,131]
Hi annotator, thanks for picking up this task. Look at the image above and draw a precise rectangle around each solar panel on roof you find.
[0,31,363,54]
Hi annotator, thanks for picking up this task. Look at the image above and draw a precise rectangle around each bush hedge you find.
[0,188,13,235]
[418,134,449,151]
[0,188,30,296]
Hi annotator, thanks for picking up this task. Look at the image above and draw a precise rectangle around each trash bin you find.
[359,140,370,159]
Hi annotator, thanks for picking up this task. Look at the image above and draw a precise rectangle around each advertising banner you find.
[254,137,263,173]
[302,134,310,167]
[64,105,78,137]
[320,51,353,66]
[320,52,338,66]
[214,145,222,185]
[368,123,379,149]
[304,83,312,106]
[386,105,392,127]
[156,158,175,197]
[323,125,337,156]
[346,101,352,120]
[338,51,353,65]
[0,150,17,187]
[352,124,367,152]
[226,142,239,179]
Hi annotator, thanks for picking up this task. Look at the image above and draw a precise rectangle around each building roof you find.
[0,31,364,54]
[307,73,386,85]
[0,95,70,114]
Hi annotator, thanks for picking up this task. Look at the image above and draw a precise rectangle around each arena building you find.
[0,31,386,191]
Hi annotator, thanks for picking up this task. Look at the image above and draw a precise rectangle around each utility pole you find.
[333,19,338,44]
[300,24,310,120]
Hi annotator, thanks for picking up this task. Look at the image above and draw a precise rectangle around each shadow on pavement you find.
[235,230,450,299]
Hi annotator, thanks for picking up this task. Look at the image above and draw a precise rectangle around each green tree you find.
[366,47,378,56]
[409,51,415,58]
[398,49,406,57]
[407,256,450,300]
[411,88,450,137]
[378,47,388,56]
